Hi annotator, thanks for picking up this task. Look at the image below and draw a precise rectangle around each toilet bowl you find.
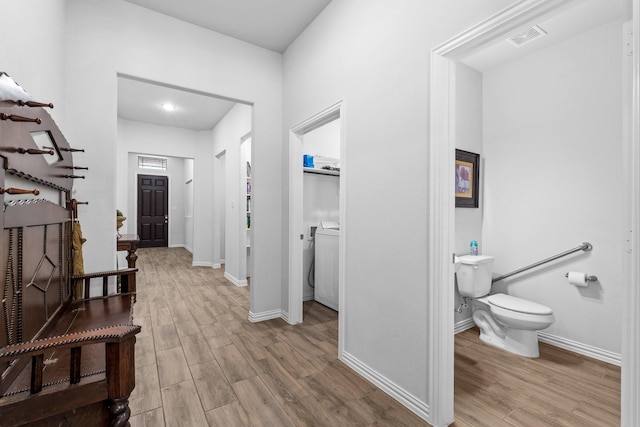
[473,293,554,357]
[455,255,554,358]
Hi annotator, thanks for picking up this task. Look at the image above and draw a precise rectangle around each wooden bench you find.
[0,100,140,426]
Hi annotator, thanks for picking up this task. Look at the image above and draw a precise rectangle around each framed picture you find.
[455,149,479,208]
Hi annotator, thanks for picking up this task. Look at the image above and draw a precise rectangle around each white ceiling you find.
[462,0,626,72]
[117,76,238,131]
[118,0,331,131]
[124,0,332,53]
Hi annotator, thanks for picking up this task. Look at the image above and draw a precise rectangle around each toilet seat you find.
[486,293,552,315]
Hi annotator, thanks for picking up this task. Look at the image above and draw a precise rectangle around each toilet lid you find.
[487,293,553,315]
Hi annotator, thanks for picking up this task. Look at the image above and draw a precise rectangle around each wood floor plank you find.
[152,323,181,351]
[212,343,258,384]
[232,376,296,427]
[255,355,311,406]
[150,306,173,328]
[265,340,322,378]
[156,346,191,388]
[161,380,210,427]
[129,363,162,416]
[134,334,156,368]
[356,389,431,427]
[282,394,347,427]
[180,333,215,365]
[129,407,165,427]
[190,359,238,411]
[572,399,621,426]
[173,317,201,337]
[206,401,251,427]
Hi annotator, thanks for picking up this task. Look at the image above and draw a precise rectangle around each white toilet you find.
[456,255,554,358]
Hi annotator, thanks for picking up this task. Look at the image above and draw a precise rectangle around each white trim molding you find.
[538,332,621,367]
[454,318,476,334]
[192,261,215,268]
[224,271,247,287]
[248,309,283,323]
[341,351,430,423]
[428,50,456,427]
[622,1,640,425]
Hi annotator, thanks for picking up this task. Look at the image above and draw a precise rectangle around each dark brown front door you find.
[137,174,168,248]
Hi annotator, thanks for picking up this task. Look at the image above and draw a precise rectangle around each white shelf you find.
[303,167,339,176]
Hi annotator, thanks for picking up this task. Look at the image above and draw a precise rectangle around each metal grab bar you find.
[491,242,593,284]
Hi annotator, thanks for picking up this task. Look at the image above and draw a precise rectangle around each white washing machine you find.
[314,225,339,311]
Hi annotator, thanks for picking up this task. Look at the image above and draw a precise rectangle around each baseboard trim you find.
[459,319,621,366]
[212,263,222,269]
[303,291,314,301]
[248,309,283,323]
[170,244,193,253]
[341,351,430,423]
[224,272,248,287]
[192,261,214,268]
[454,318,475,334]
[538,331,621,366]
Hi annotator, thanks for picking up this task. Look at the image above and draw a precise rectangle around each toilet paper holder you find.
[564,272,598,282]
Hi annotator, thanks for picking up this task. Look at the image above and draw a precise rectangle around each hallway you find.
[129,247,428,426]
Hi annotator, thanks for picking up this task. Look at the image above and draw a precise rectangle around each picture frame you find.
[455,149,479,208]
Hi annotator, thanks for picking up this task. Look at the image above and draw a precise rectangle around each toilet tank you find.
[456,255,494,297]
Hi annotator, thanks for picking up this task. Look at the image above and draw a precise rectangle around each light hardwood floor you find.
[129,247,428,427]
[454,328,620,426]
[129,247,620,426]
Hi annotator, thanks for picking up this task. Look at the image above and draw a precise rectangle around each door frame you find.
[427,0,639,425]
[287,100,346,349]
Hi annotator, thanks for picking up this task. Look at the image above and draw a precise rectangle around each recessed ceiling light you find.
[161,103,176,112]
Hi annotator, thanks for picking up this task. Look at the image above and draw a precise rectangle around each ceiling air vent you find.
[507,25,547,47]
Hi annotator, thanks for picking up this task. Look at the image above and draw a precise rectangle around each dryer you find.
[314,225,339,311]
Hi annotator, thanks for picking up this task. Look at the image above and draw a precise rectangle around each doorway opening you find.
[116,74,254,307]
[213,150,226,268]
[427,0,637,425]
[288,101,345,348]
[240,133,252,283]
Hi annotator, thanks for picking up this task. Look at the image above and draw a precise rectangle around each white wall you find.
[482,20,624,355]
[211,104,252,283]
[454,62,484,325]
[283,0,516,417]
[302,117,341,164]
[63,0,283,316]
[2,0,67,127]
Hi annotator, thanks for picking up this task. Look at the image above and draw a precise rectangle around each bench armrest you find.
[71,267,138,298]
[0,324,141,363]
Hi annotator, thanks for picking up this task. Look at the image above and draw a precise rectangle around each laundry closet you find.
[302,118,341,310]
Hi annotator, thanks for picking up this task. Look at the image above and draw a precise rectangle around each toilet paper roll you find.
[567,271,588,287]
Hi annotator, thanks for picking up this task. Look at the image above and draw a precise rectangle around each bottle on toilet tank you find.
[470,240,478,256]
